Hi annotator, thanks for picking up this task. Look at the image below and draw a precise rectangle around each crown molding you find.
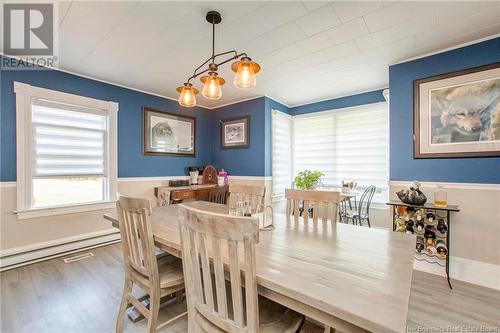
[390,32,500,66]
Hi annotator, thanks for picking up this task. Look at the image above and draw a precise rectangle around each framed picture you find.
[414,62,500,158]
[220,116,250,149]
[143,107,195,156]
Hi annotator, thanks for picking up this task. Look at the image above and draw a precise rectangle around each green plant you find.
[294,170,324,190]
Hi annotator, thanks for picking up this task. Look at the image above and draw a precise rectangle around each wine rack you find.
[386,201,459,289]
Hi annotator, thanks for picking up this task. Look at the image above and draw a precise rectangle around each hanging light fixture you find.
[176,11,261,107]
[176,83,198,107]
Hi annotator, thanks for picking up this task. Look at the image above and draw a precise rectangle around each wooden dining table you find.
[104,201,415,333]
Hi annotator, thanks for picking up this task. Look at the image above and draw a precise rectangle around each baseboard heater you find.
[0,231,120,271]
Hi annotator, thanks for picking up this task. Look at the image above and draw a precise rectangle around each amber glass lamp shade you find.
[231,57,261,90]
[200,71,225,100]
[176,84,198,107]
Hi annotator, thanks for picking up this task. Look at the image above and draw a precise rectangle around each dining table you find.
[104,201,415,333]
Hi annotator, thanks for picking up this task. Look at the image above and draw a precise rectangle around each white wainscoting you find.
[0,176,272,270]
[390,180,500,290]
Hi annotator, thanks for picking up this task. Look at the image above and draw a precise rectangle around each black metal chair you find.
[343,186,376,227]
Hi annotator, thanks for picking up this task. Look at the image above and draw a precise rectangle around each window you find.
[271,102,389,204]
[271,110,292,200]
[14,82,118,219]
[293,103,389,203]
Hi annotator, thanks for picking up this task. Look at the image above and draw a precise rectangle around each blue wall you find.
[290,90,386,115]
[0,56,212,181]
[389,37,500,184]
[210,97,268,176]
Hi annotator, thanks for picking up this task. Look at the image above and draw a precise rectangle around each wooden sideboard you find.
[154,184,217,206]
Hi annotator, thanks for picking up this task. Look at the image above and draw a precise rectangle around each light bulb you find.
[176,84,198,107]
[232,57,260,90]
[201,72,224,100]
[234,61,256,90]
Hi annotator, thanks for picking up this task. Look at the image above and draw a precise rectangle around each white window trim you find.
[14,81,119,220]
[271,109,293,203]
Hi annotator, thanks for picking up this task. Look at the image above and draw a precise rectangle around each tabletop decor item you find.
[220,116,250,149]
[396,180,427,205]
[413,62,500,158]
[294,170,324,190]
[202,165,218,184]
[143,107,195,156]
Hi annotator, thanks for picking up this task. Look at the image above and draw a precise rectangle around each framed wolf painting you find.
[143,107,195,156]
[414,62,500,158]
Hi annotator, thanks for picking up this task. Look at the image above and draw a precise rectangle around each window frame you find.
[271,109,293,202]
[14,82,119,220]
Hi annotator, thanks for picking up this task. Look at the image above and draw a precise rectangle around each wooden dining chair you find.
[178,203,304,333]
[228,184,266,213]
[285,189,341,223]
[208,185,229,205]
[116,195,186,333]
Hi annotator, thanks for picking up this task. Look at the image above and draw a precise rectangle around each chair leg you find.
[367,217,371,228]
[116,276,133,333]
[147,288,161,333]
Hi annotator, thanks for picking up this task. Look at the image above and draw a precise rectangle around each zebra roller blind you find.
[31,99,107,178]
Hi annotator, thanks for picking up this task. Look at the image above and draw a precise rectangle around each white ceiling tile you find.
[235,35,278,58]
[294,5,341,36]
[218,11,275,48]
[206,2,267,26]
[266,22,307,49]
[295,32,333,54]
[326,18,369,45]
[259,44,304,68]
[301,1,331,12]
[332,1,383,23]
[57,1,73,27]
[322,41,359,60]
[354,14,438,51]
[259,2,308,28]
[363,2,437,33]
[58,1,138,69]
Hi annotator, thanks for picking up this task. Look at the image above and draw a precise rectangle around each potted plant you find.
[294,170,324,190]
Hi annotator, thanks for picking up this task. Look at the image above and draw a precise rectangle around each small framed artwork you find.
[414,62,500,158]
[143,107,195,156]
[220,116,250,149]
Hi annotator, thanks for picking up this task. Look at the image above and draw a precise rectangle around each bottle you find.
[244,201,252,217]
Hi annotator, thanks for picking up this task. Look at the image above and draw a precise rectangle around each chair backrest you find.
[285,189,341,223]
[208,185,229,205]
[178,203,260,333]
[228,184,266,213]
[116,195,157,279]
[358,185,376,216]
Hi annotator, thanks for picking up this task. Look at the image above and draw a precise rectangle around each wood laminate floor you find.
[1,243,499,333]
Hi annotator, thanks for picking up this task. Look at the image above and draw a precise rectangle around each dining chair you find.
[344,186,376,227]
[208,185,229,205]
[285,189,341,223]
[228,184,266,213]
[116,195,186,333]
[178,203,305,333]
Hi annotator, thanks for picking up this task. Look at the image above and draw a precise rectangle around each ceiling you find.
[7,1,500,108]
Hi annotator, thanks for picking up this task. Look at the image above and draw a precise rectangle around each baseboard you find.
[414,256,500,291]
[0,229,120,271]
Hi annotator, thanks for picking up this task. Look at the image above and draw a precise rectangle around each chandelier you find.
[176,11,261,107]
